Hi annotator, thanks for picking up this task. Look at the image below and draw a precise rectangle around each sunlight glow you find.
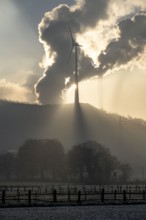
[77,21,118,65]
[39,43,56,70]
[64,84,76,104]
[64,67,146,121]
[65,77,71,85]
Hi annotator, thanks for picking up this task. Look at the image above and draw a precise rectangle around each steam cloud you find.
[98,13,146,75]
[35,0,146,104]
[35,0,109,104]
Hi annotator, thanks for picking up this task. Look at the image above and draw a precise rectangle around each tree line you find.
[0,139,132,184]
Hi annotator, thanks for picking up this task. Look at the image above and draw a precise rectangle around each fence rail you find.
[1,185,146,206]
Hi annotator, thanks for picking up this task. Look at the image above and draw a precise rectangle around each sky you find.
[1,0,146,120]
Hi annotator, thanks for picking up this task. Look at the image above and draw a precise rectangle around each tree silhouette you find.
[17,139,65,180]
[0,152,16,180]
[0,138,132,183]
[67,141,120,184]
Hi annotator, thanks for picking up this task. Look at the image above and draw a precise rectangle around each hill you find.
[0,100,146,173]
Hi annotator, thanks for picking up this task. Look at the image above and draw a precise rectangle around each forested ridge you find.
[0,100,146,171]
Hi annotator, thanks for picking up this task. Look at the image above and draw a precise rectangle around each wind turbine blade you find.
[67,44,74,64]
[67,23,74,44]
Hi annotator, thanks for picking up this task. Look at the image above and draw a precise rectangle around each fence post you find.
[68,189,70,202]
[123,190,126,202]
[53,189,57,203]
[143,190,145,200]
[101,188,104,203]
[114,190,117,201]
[17,191,20,203]
[84,190,87,201]
[78,191,81,203]
[2,190,5,204]
[28,190,31,204]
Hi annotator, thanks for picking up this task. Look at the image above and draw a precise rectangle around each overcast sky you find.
[1,0,146,120]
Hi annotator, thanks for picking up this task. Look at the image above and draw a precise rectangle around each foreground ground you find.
[0,205,145,220]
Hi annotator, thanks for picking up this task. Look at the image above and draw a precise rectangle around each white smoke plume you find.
[35,0,110,104]
[35,0,146,104]
[97,13,146,76]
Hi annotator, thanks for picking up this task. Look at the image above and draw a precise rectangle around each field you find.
[0,205,146,220]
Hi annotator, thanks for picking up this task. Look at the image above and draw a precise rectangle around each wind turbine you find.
[68,24,81,106]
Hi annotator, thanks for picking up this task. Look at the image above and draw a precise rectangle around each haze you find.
[0,0,146,120]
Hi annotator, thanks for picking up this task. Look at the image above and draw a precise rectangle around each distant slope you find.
[0,100,146,170]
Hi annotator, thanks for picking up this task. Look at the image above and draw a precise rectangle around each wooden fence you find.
[0,184,146,206]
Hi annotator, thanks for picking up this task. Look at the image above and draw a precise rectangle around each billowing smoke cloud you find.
[97,13,146,75]
[35,0,146,104]
[35,0,110,104]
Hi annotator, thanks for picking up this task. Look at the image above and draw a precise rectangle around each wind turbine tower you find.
[68,25,81,105]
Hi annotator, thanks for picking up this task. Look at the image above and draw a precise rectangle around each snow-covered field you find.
[0,205,146,220]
